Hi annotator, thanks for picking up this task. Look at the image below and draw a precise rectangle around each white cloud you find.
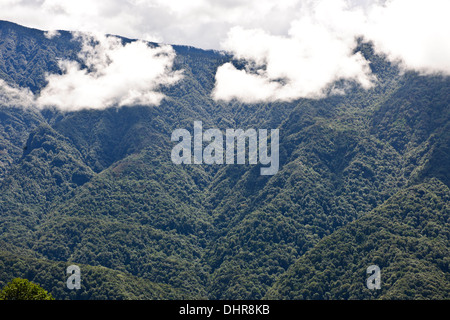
[364,0,450,75]
[213,62,284,103]
[213,1,375,103]
[0,79,35,108]
[213,0,450,103]
[36,32,182,111]
[0,32,182,111]
[44,29,60,39]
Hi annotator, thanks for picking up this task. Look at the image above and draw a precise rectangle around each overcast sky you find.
[0,0,389,50]
[1,0,449,107]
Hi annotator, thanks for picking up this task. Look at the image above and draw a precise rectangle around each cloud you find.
[213,1,374,103]
[35,32,182,111]
[44,29,61,39]
[213,62,285,104]
[0,32,182,111]
[0,0,303,50]
[213,0,450,103]
[364,0,450,75]
[0,79,35,108]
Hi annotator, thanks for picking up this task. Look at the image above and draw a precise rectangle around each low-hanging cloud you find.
[365,0,450,75]
[36,32,183,111]
[213,0,450,103]
[0,32,183,111]
[0,79,35,108]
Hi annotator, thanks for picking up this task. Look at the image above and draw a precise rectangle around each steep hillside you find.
[0,250,189,299]
[266,179,450,300]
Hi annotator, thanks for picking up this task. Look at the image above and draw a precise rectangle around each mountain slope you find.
[266,179,450,299]
[0,250,189,299]
[0,106,43,178]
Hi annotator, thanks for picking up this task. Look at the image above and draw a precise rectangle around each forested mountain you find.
[0,20,448,300]
[266,179,449,300]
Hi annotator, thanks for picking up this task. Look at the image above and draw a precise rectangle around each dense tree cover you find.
[0,21,80,93]
[0,21,448,300]
[0,107,43,179]
[266,179,450,300]
[0,251,188,299]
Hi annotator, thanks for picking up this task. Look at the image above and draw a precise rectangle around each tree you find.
[0,278,54,300]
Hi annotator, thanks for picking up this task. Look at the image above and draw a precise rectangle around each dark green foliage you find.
[0,20,80,93]
[0,21,449,300]
[0,251,189,299]
[266,179,450,300]
[0,106,44,178]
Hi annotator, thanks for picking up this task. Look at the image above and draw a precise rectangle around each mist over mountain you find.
[0,20,448,300]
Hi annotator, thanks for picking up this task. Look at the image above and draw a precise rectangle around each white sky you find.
[0,0,373,50]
